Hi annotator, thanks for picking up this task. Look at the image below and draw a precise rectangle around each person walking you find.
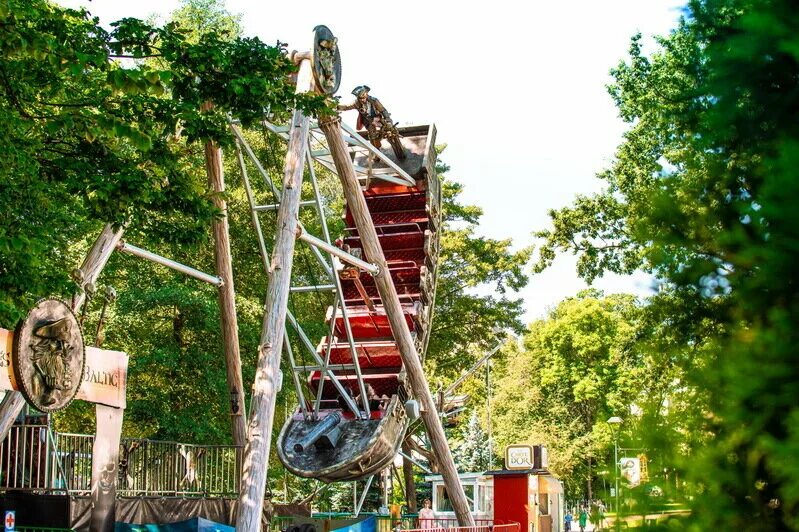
[578,507,588,532]
[564,509,574,531]
[590,504,602,531]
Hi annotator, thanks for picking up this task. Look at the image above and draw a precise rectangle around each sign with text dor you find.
[505,444,534,470]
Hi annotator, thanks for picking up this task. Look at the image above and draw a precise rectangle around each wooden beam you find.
[202,101,247,447]
[235,58,314,531]
[73,223,125,311]
[0,392,26,441]
[318,115,475,527]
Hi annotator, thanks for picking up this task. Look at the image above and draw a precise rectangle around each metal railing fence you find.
[0,424,241,497]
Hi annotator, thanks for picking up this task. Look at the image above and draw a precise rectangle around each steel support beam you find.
[297,228,379,275]
[117,242,223,286]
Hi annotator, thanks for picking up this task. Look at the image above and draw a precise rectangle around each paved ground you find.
[566,519,606,531]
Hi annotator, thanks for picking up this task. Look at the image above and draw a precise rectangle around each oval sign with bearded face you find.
[311,25,341,95]
[13,298,85,412]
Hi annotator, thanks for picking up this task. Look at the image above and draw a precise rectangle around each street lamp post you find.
[607,416,623,531]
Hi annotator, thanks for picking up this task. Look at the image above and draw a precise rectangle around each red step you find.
[327,303,419,339]
[316,338,403,368]
[309,370,401,401]
[345,208,429,228]
[341,283,420,306]
[362,191,426,213]
[343,225,425,254]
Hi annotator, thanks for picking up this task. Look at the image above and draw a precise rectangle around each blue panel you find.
[330,515,377,532]
[115,517,234,532]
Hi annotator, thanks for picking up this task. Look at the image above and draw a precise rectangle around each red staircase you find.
[309,180,440,415]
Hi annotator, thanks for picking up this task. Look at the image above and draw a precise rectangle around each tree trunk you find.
[402,440,417,512]
[318,115,475,527]
[202,102,247,447]
[235,58,313,532]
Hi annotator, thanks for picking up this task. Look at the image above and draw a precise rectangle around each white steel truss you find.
[263,119,417,187]
[231,119,410,422]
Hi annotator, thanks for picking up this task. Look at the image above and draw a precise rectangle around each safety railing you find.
[0,423,241,497]
[118,440,241,497]
[405,522,518,532]
[410,519,495,532]
[301,513,429,532]
[302,515,517,532]
[0,424,60,491]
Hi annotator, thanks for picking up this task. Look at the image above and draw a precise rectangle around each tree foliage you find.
[533,0,799,528]
[426,160,531,379]
[452,412,492,473]
[0,0,328,324]
[490,291,646,496]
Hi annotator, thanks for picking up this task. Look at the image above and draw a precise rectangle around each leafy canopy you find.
[0,0,329,323]
[532,0,799,528]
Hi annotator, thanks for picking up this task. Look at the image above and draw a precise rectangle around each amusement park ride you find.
[231,25,471,531]
[0,24,558,532]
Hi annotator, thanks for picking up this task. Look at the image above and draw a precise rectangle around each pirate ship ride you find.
[0,23,471,530]
[272,124,441,482]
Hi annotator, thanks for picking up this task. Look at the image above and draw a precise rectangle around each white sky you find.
[59,0,685,322]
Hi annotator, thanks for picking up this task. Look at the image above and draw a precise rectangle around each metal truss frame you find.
[263,119,417,188]
[231,119,412,422]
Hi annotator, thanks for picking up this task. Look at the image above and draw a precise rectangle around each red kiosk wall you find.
[493,473,534,532]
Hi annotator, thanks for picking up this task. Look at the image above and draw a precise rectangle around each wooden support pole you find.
[0,223,125,442]
[73,223,125,311]
[318,115,475,527]
[0,392,26,440]
[236,58,314,532]
[202,101,247,447]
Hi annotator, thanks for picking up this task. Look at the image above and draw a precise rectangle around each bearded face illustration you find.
[14,298,85,412]
[30,318,72,406]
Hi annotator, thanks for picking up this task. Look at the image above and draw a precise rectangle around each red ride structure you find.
[277,124,440,483]
[233,121,440,484]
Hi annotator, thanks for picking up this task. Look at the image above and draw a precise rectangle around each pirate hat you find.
[351,85,370,97]
[33,318,69,340]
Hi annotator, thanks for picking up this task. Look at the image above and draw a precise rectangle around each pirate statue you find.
[339,86,406,160]
[30,318,73,407]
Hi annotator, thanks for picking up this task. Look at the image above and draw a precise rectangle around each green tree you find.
[166,0,242,41]
[0,0,327,324]
[491,291,645,498]
[452,412,492,473]
[533,1,799,528]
